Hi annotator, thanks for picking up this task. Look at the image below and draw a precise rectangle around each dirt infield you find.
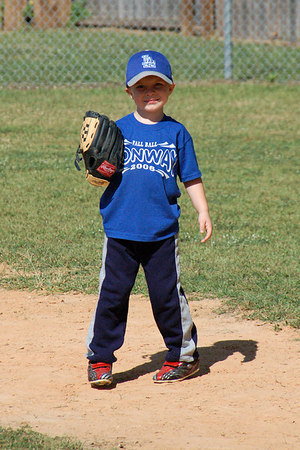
[0,288,299,449]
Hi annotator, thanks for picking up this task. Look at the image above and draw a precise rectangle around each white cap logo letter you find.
[141,55,156,68]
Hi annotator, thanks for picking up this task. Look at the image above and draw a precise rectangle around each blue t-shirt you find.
[100,113,201,242]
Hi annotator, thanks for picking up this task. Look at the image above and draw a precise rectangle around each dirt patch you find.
[0,289,299,449]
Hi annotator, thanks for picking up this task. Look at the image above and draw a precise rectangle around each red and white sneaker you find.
[153,359,200,383]
[88,361,113,386]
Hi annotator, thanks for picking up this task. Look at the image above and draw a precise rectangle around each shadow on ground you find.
[93,340,258,389]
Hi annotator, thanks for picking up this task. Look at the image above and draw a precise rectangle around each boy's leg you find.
[86,236,139,363]
[142,234,198,363]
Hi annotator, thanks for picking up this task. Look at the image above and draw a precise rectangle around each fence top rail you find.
[0,0,299,86]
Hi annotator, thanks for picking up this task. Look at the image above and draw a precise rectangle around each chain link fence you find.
[0,0,299,87]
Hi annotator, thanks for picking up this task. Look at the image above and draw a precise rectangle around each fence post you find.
[4,0,26,31]
[224,0,232,80]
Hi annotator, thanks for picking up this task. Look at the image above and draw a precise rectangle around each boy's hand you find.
[198,212,213,243]
[184,177,213,243]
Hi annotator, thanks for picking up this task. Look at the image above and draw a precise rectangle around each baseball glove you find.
[75,111,124,187]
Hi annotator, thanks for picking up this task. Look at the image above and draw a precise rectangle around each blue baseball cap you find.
[126,50,173,87]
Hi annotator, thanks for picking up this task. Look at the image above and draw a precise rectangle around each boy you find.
[87,50,212,386]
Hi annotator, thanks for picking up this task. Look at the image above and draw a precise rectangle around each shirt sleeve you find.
[177,127,202,182]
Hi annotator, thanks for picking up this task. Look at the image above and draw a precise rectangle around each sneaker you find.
[88,361,113,386]
[153,359,200,383]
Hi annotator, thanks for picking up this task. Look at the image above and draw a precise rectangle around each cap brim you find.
[127,71,173,87]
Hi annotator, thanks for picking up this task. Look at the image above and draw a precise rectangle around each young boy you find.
[87,50,212,386]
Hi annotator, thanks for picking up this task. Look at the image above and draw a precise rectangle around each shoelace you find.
[159,361,180,374]
[91,362,111,370]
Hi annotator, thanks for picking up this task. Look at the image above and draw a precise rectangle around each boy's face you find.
[126,75,175,118]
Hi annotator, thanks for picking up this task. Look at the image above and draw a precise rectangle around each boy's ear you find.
[169,83,175,95]
[126,87,133,98]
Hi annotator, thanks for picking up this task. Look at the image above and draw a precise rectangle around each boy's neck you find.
[134,110,164,125]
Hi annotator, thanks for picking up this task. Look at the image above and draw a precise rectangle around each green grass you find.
[0,28,299,86]
[0,425,84,449]
[0,83,299,327]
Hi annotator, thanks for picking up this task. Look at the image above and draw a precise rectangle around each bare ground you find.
[0,288,299,449]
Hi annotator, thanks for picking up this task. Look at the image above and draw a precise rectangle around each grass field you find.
[0,425,84,449]
[0,83,299,327]
[0,28,299,85]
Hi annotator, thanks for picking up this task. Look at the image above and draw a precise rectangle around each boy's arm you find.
[183,177,213,243]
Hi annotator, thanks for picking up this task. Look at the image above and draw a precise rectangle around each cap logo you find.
[141,54,156,69]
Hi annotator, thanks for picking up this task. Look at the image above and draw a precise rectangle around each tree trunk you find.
[4,0,26,31]
[202,0,215,37]
[180,0,195,36]
[33,0,71,29]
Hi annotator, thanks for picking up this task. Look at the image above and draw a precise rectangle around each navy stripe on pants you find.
[86,234,198,364]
